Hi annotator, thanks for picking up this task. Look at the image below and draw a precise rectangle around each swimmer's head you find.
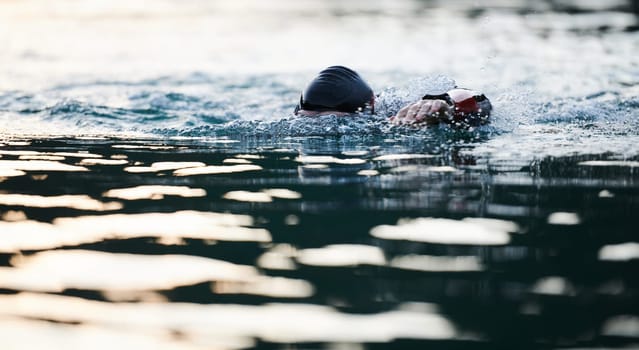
[295,66,375,115]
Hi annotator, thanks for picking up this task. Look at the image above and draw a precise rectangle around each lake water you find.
[1,0,638,349]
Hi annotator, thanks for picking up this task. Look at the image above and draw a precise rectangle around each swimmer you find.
[294,65,492,127]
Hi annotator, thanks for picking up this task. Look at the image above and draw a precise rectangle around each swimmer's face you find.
[295,110,352,117]
[295,93,375,117]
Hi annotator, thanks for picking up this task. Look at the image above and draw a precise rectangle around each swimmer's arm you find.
[389,99,452,126]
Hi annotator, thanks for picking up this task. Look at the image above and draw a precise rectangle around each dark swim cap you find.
[295,66,374,114]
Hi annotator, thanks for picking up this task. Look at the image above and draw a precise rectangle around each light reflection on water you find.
[0,210,271,252]
[0,293,457,348]
[0,193,123,211]
[1,249,260,292]
[0,137,636,349]
[103,185,207,200]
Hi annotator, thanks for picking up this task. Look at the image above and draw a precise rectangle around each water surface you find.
[1,0,638,349]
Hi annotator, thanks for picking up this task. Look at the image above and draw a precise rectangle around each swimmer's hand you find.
[390,99,452,126]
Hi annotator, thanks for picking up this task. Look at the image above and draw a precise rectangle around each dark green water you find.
[0,136,637,349]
